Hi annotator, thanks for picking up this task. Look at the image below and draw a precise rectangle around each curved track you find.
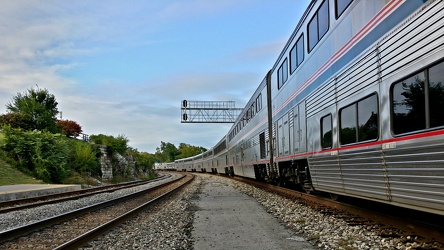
[0,175,169,213]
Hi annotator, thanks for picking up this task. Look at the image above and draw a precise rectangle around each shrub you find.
[127,148,155,173]
[1,126,69,183]
[89,134,129,155]
[0,113,33,130]
[68,140,101,177]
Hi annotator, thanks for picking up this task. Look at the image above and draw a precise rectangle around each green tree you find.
[89,134,129,154]
[0,112,33,130]
[6,86,59,132]
[154,141,206,162]
[127,148,156,174]
[177,143,207,159]
[155,141,179,162]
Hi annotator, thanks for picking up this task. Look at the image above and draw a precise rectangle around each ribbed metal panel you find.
[306,79,335,118]
[309,0,444,214]
[339,146,389,201]
[289,109,294,129]
[306,49,379,119]
[379,0,444,212]
[383,139,444,212]
[308,152,343,193]
[336,50,379,102]
[379,0,444,78]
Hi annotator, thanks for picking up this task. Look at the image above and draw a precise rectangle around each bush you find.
[0,113,33,130]
[68,140,101,177]
[89,134,129,154]
[127,148,156,173]
[1,127,103,183]
[1,126,69,183]
[6,86,59,133]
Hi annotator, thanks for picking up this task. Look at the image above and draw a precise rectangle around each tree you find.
[127,148,156,173]
[89,134,129,154]
[6,86,59,132]
[56,119,82,137]
[155,141,179,162]
[177,143,207,159]
[0,112,33,130]
[154,141,206,162]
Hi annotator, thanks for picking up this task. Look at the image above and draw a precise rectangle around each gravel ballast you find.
[1,174,441,249]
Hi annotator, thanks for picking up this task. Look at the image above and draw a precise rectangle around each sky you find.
[0,0,311,153]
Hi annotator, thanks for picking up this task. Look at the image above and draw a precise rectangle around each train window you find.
[290,34,304,74]
[392,60,444,134]
[256,94,262,112]
[335,0,353,19]
[340,104,357,144]
[357,95,378,142]
[278,58,288,89]
[340,94,378,145]
[428,62,444,127]
[251,103,255,117]
[321,114,332,148]
[308,0,329,52]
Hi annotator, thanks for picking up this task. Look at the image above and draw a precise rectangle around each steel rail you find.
[0,174,169,213]
[0,174,182,243]
[54,174,194,250]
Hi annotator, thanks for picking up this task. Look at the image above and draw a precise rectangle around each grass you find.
[0,131,45,185]
[0,159,45,185]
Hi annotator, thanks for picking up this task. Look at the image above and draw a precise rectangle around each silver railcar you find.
[175,0,444,215]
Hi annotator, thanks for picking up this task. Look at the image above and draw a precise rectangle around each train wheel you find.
[303,182,314,194]
[277,176,286,187]
[329,193,339,201]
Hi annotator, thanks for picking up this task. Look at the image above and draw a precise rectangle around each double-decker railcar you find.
[174,0,444,215]
[202,149,213,172]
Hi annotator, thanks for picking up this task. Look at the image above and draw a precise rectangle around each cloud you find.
[156,0,248,20]
[0,0,306,153]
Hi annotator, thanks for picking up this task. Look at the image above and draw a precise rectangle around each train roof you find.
[271,0,316,72]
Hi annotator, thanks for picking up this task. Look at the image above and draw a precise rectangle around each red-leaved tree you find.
[56,119,83,137]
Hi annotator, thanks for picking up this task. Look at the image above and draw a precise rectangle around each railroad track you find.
[0,173,194,249]
[231,175,444,248]
[0,174,170,214]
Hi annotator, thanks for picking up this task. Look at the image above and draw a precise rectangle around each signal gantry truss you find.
[181,100,243,123]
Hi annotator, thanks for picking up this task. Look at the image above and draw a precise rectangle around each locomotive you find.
[173,0,444,216]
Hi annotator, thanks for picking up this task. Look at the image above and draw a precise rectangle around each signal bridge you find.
[181,100,243,123]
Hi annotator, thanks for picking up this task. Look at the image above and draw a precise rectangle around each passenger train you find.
[169,0,444,216]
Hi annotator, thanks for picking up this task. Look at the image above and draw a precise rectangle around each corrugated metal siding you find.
[383,139,444,212]
[379,0,444,79]
[379,0,444,212]
[309,1,444,214]
[306,79,335,118]
[335,50,379,103]
[306,49,379,119]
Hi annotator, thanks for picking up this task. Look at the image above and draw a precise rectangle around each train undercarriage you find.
[253,159,313,193]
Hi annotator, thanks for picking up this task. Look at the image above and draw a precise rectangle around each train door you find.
[294,102,307,154]
[277,114,290,157]
[300,102,307,153]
